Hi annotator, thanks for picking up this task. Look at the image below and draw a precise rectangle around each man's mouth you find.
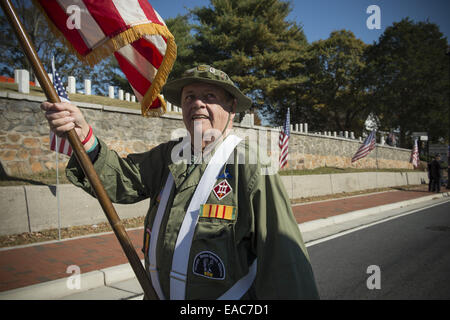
[192,115,210,120]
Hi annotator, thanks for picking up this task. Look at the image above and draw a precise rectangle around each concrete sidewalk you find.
[0,187,448,300]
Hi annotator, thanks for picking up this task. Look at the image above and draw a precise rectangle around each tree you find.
[366,18,449,147]
[293,30,369,134]
[189,0,309,123]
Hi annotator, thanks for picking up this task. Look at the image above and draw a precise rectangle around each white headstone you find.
[299,123,303,133]
[131,95,136,103]
[118,89,124,100]
[333,131,337,137]
[17,69,29,94]
[344,131,349,138]
[84,79,91,95]
[14,70,20,83]
[166,101,172,112]
[295,124,299,132]
[125,92,130,101]
[350,132,355,139]
[304,123,308,134]
[108,86,115,99]
[67,76,76,94]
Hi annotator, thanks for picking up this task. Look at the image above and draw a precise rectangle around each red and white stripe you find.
[50,131,73,157]
[352,131,376,163]
[36,0,171,112]
[279,132,289,169]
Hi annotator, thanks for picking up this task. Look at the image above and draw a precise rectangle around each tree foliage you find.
[297,30,369,134]
[189,0,308,120]
[366,18,449,146]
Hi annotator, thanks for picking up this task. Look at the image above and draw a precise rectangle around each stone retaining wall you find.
[0,91,414,176]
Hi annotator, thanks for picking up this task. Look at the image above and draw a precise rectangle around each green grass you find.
[0,169,70,186]
[278,167,419,176]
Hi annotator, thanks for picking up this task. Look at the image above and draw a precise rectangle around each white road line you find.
[305,199,450,247]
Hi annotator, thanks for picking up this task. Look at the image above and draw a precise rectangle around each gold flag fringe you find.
[33,0,177,118]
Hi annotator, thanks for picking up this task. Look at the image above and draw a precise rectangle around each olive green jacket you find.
[66,137,319,300]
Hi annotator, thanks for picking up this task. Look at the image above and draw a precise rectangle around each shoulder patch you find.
[193,251,225,280]
[213,180,232,200]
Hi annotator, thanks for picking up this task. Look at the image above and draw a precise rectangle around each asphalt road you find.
[307,199,450,300]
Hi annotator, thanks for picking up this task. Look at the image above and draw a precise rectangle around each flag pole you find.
[0,0,157,300]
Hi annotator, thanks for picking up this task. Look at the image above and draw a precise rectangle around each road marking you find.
[305,198,450,247]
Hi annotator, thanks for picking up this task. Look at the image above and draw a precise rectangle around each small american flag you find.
[279,108,290,169]
[49,58,73,157]
[352,130,376,163]
[410,138,419,168]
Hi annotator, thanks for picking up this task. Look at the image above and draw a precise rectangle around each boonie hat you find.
[162,65,252,112]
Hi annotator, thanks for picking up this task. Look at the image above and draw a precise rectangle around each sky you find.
[149,0,450,44]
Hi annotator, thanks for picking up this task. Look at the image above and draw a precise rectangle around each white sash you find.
[148,135,257,300]
[148,173,174,300]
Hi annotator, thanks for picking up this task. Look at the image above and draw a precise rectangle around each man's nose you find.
[191,96,207,108]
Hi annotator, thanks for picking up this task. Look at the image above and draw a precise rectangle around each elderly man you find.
[41,65,319,300]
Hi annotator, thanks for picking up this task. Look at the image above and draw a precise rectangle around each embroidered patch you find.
[193,251,225,280]
[200,204,236,220]
[213,180,232,200]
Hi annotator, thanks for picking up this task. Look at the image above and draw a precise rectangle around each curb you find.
[0,259,143,300]
[300,191,450,235]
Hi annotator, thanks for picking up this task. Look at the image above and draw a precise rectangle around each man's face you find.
[181,82,236,148]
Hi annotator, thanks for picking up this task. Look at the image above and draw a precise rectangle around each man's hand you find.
[40,101,95,151]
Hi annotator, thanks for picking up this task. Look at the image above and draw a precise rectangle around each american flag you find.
[279,108,290,169]
[410,138,419,168]
[351,130,376,163]
[49,58,73,157]
[34,0,176,116]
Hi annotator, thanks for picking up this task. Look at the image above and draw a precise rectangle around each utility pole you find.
[446,46,450,189]
[446,45,450,189]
